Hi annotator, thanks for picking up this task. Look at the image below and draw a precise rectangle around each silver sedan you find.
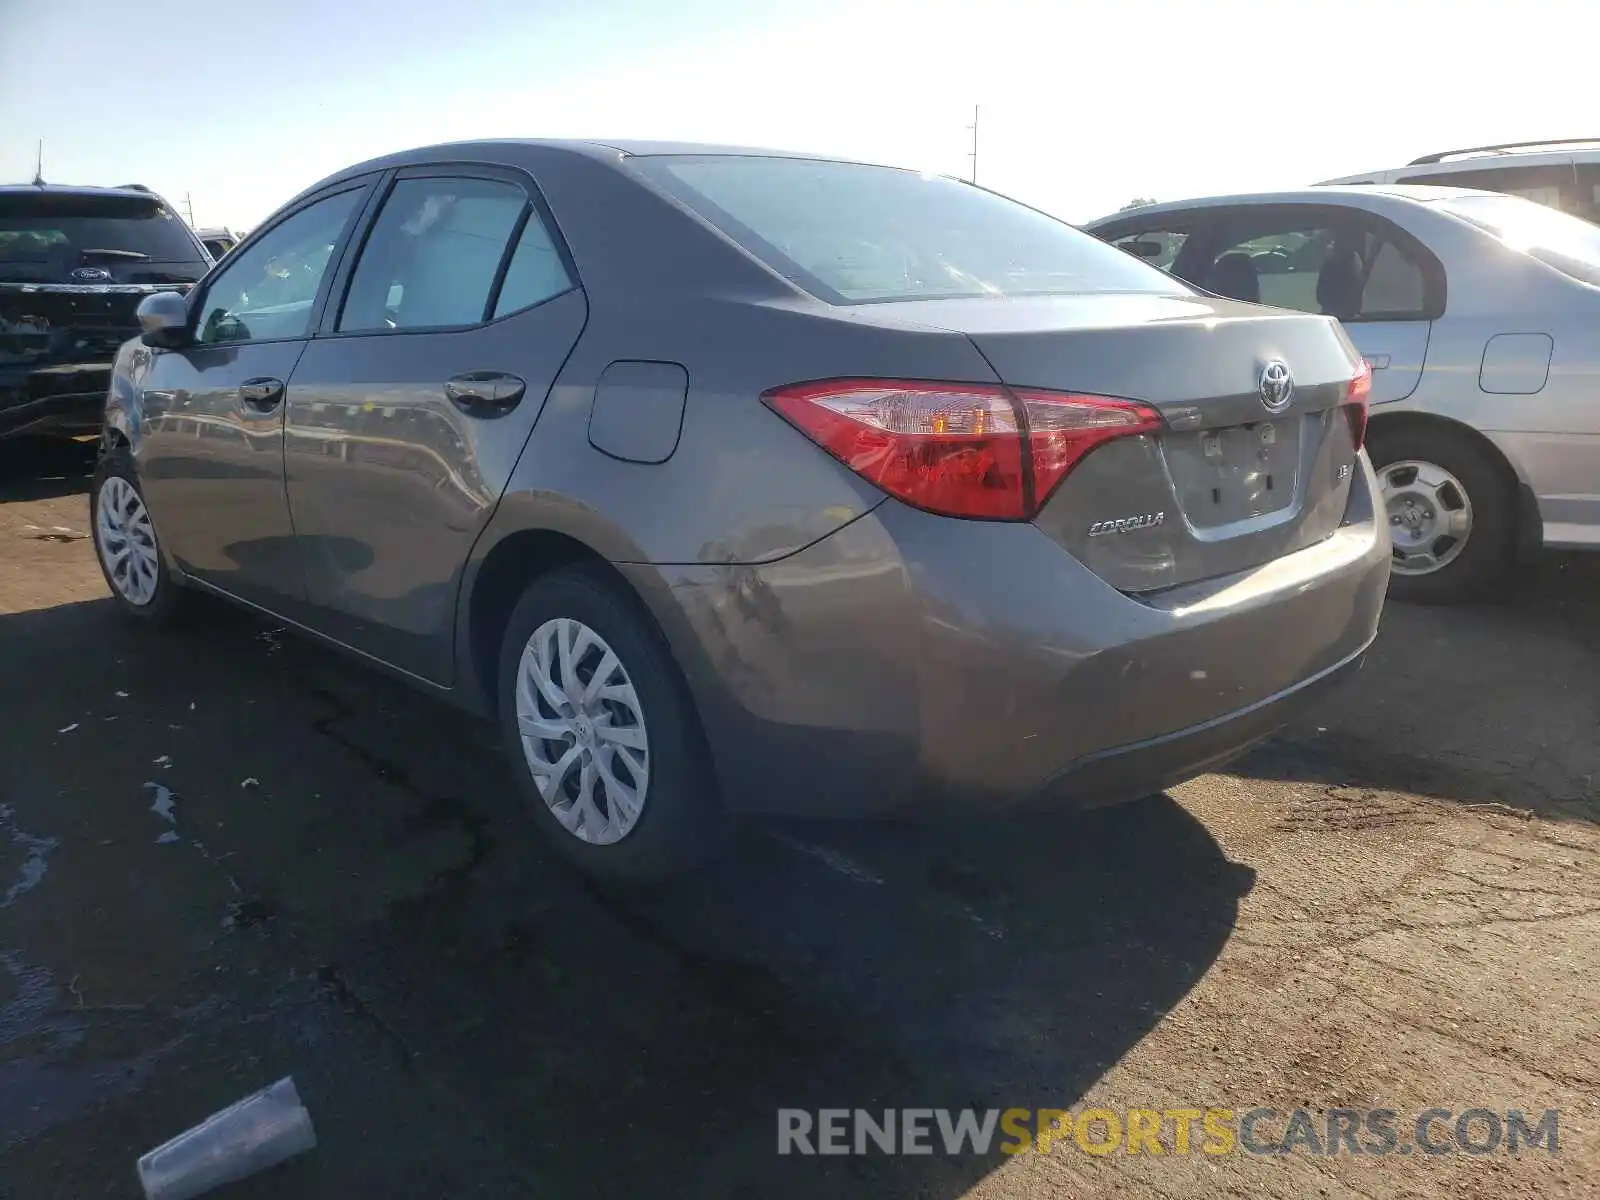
[1086,185,1600,602]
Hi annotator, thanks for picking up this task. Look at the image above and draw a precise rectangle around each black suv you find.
[1,184,212,440]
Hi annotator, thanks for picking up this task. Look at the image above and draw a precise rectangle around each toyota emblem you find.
[1258,361,1294,412]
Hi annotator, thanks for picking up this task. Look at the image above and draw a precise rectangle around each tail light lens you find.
[1015,389,1165,506]
[763,378,1162,520]
[1344,359,1373,450]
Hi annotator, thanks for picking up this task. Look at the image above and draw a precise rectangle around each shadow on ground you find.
[0,437,96,503]
[0,594,1251,1198]
[1236,552,1600,822]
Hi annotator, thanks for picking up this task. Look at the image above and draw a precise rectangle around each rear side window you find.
[340,178,533,332]
[635,155,1183,304]
[1361,240,1426,314]
[1396,163,1576,214]
[493,213,573,318]
[0,193,208,281]
[1575,164,1600,224]
[1202,212,1439,321]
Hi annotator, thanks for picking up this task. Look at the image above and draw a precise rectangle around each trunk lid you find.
[864,293,1366,592]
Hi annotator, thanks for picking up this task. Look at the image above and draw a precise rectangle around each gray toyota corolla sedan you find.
[93,140,1388,881]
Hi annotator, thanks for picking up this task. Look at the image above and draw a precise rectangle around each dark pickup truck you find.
[1,183,212,440]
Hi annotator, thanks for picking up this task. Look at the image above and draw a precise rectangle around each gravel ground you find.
[1,439,1596,1199]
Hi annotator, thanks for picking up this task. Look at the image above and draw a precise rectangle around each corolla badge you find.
[1088,512,1166,537]
[70,266,114,283]
[1258,360,1294,412]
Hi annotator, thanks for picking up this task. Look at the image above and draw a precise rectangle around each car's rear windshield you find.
[1436,193,1600,286]
[634,155,1185,304]
[0,194,208,277]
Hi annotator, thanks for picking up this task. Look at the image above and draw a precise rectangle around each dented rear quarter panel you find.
[103,336,153,452]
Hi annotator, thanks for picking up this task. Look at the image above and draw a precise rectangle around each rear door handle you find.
[1364,354,1391,370]
[445,371,526,417]
[238,377,285,411]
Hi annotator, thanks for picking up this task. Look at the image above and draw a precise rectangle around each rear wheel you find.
[1367,424,1514,604]
[496,564,726,884]
[91,448,185,623]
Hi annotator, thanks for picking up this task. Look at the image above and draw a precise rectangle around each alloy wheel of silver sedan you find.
[1381,459,1474,576]
[515,617,651,845]
[94,475,162,606]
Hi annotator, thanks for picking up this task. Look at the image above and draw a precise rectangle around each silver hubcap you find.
[1380,459,1473,576]
[94,476,161,605]
[515,618,649,845]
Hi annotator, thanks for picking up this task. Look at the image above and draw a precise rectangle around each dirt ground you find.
[0,439,1596,1199]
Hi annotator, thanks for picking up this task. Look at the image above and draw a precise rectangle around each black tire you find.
[1367,423,1515,605]
[496,563,727,884]
[89,445,187,624]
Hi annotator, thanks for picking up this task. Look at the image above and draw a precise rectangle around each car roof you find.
[567,138,865,160]
[302,138,893,195]
[331,137,872,176]
[0,182,169,200]
[280,138,904,215]
[1083,184,1504,227]
[1320,138,1600,180]
[1407,137,1600,165]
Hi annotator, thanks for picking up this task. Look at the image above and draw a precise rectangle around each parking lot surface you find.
[1,439,1596,1199]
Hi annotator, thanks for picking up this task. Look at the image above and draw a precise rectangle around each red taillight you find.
[1343,359,1373,450]
[763,378,1162,520]
[1013,388,1165,506]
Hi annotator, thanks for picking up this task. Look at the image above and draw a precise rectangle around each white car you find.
[1084,185,1600,603]
[1317,137,1600,224]
[194,226,240,261]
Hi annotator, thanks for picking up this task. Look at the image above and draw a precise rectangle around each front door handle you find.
[238,377,285,411]
[1364,354,1391,370]
[445,371,526,417]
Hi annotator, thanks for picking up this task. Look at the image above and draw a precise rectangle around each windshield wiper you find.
[79,248,151,262]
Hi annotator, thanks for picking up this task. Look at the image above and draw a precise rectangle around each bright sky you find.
[2,0,1592,232]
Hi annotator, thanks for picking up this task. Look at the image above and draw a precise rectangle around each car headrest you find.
[1317,249,1364,320]
[1209,253,1260,303]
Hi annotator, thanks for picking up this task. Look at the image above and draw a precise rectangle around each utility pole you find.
[32,139,44,186]
[183,192,196,226]
[966,105,979,184]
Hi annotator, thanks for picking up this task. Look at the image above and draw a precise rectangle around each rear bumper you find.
[1024,637,1368,808]
[629,459,1391,819]
[0,362,109,439]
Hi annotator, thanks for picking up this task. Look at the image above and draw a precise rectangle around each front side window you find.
[1437,192,1600,286]
[339,178,530,332]
[635,155,1184,303]
[195,190,362,345]
[1203,214,1433,321]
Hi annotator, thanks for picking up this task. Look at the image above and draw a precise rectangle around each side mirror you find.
[1123,239,1166,260]
[138,291,193,349]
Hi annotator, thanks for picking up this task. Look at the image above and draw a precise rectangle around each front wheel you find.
[1367,425,1514,604]
[90,448,185,623]
[496,564,727,884]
